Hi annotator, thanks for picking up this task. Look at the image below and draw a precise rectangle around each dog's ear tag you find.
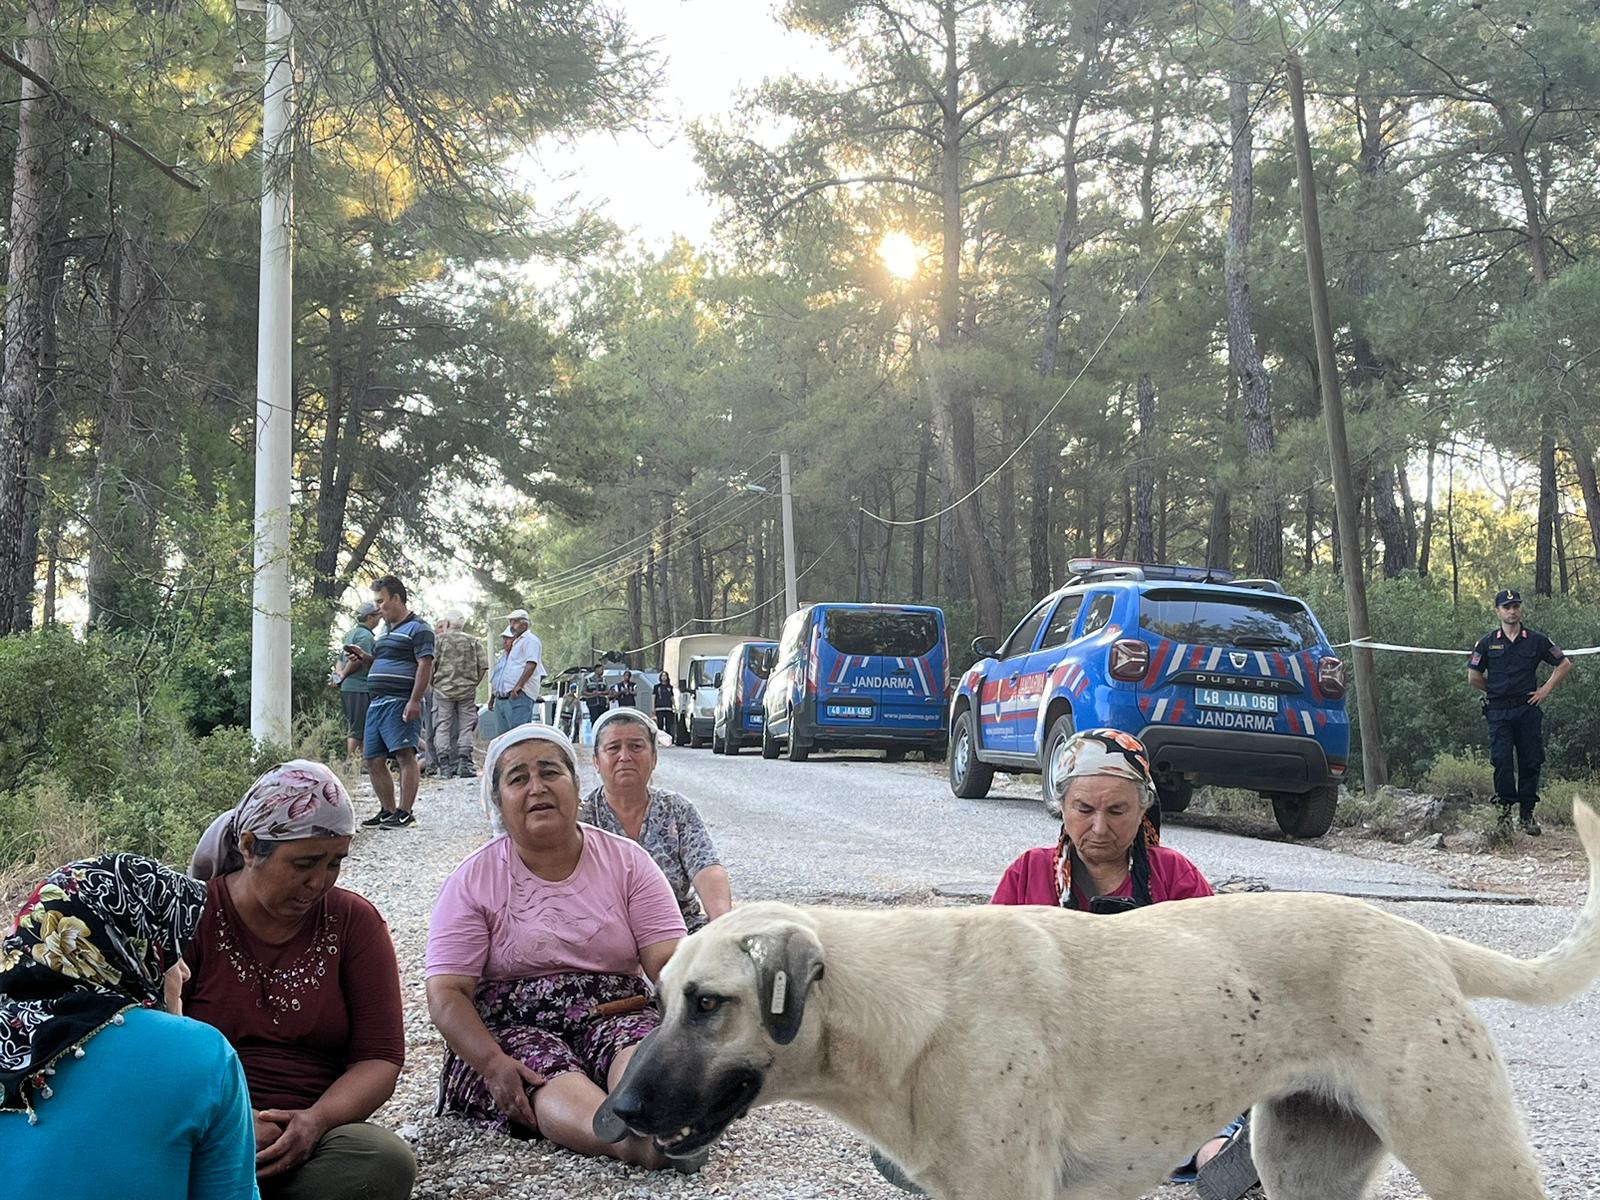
[770,969,789,1015]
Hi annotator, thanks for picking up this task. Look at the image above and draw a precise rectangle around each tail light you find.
[1109,639,1150,681]
[1329,760,1347,778]
[1318,656,1346,700]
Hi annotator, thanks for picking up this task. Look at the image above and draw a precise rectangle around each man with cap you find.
[331,599,382,774]
[1468,588,1572,835]
[491,608,544,732]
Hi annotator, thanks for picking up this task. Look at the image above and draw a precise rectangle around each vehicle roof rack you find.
[1227,577,1286,594]
[1065,558,1237,587]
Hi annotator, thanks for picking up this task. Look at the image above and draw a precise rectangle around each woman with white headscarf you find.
[425,725,695,1170]
[186,760,415,1200]
[579,707,731,930]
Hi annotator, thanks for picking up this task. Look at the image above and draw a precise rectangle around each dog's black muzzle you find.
[592,1029,765,1157]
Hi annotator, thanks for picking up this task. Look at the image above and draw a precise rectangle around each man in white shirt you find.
[489,608,543,732]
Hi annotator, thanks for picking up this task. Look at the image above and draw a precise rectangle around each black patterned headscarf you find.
[0,855,207,1121]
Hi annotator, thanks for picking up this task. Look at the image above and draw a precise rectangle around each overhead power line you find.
[614,533,842,659]
[532,458,779,592]
[531,487,777,610]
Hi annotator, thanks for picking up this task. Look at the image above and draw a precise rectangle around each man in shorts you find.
[350,574,435,829]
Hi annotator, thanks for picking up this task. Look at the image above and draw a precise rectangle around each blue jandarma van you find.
[761,603,948,762]
[711,640,778,755]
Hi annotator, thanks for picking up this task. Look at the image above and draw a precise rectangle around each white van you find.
[660,634,744,748]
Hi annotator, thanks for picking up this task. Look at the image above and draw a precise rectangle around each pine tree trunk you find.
[1535,425,1556,596]
[930,0,1002,636]
[1134,371,1157,561]
[1418,441,1436,577]
[1033,94,1084,597]
[1226,0,1280,579]
[750,518,767,636]
[0,0,61,631]
[313,304,376,602]
[1566,423,1600,569]
[88,227,153,631]
[1369,462,1411,578]
[911,419,930,599]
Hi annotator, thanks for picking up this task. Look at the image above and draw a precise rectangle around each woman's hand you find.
[483,1053,546,1131]
[254,1107,330,1178]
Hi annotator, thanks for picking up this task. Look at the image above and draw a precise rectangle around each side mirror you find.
[972,635,999,659]
[714,672,724,688]
[678,679,688,692]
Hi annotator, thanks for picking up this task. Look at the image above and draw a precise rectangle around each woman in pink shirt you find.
[425,725,691,1171]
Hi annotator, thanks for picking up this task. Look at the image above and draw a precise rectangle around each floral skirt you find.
[437,971,658,1136]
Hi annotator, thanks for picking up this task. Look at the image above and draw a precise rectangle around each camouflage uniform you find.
[430,628,487,775]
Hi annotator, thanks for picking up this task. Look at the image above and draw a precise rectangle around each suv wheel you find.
[785,710,810,762]
[761,718,780,760]
[710,726,725,754]
[724,731,740,756]
[1271,785,1338,838]
[673,715,689,747]
[1040,714,1077,818]
[1156,779,1193,814]
[948,710,994,799]
[884,748,906,762]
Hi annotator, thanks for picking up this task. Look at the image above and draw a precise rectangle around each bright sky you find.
[516,0,837,251]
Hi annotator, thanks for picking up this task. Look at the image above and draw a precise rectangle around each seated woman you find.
[991,727,1212,909]
[878,730,1250,1200]
[996,729,1252,1200]
[185,761,415,1200]
[425,724,691,1169]
[1,855,256,1200]
[579,707,732,930]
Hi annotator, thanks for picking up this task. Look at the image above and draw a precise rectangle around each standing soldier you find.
[1467,588,1572,835]
[430,610,487,778]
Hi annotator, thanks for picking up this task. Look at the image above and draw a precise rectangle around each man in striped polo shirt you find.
[352,574,436,829]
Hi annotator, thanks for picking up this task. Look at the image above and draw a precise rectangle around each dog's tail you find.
[1441,800,1600,1006]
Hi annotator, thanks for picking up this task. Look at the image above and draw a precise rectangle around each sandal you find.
[870,1146,926,1195]
[1195,1114,1259,1200]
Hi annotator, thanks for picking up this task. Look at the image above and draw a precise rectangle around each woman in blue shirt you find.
[0,854,257,1200]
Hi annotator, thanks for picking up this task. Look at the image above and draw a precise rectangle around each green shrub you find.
[1421,750,1495,799]
[0,630,132,797]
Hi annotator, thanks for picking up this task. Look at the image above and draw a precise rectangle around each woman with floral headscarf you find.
[185,760,415,1200]
[991,728,1213,909]
[985,729,1254,1200]
[0,854,257,1199]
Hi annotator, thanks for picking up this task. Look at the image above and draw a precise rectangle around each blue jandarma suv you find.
[948,560,1350,837]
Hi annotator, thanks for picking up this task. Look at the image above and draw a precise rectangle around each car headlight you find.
[695,704,715,718]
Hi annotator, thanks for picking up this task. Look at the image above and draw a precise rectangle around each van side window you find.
[1037,595,1085,651]
[777,611,807,662]
[1080,594,1116,637]
[998,602,1052,659]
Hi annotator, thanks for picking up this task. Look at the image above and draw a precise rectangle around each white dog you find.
[594,802,1600,1200]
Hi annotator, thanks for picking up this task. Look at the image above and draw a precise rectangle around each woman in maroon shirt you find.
[186,760,415,1200]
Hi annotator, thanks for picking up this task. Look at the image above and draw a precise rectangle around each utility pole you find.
[779,451,799,616]
[250,0,294,746]
[1287,55,1387,794]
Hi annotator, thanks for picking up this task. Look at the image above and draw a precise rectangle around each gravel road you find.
[337,744,1600,1199]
